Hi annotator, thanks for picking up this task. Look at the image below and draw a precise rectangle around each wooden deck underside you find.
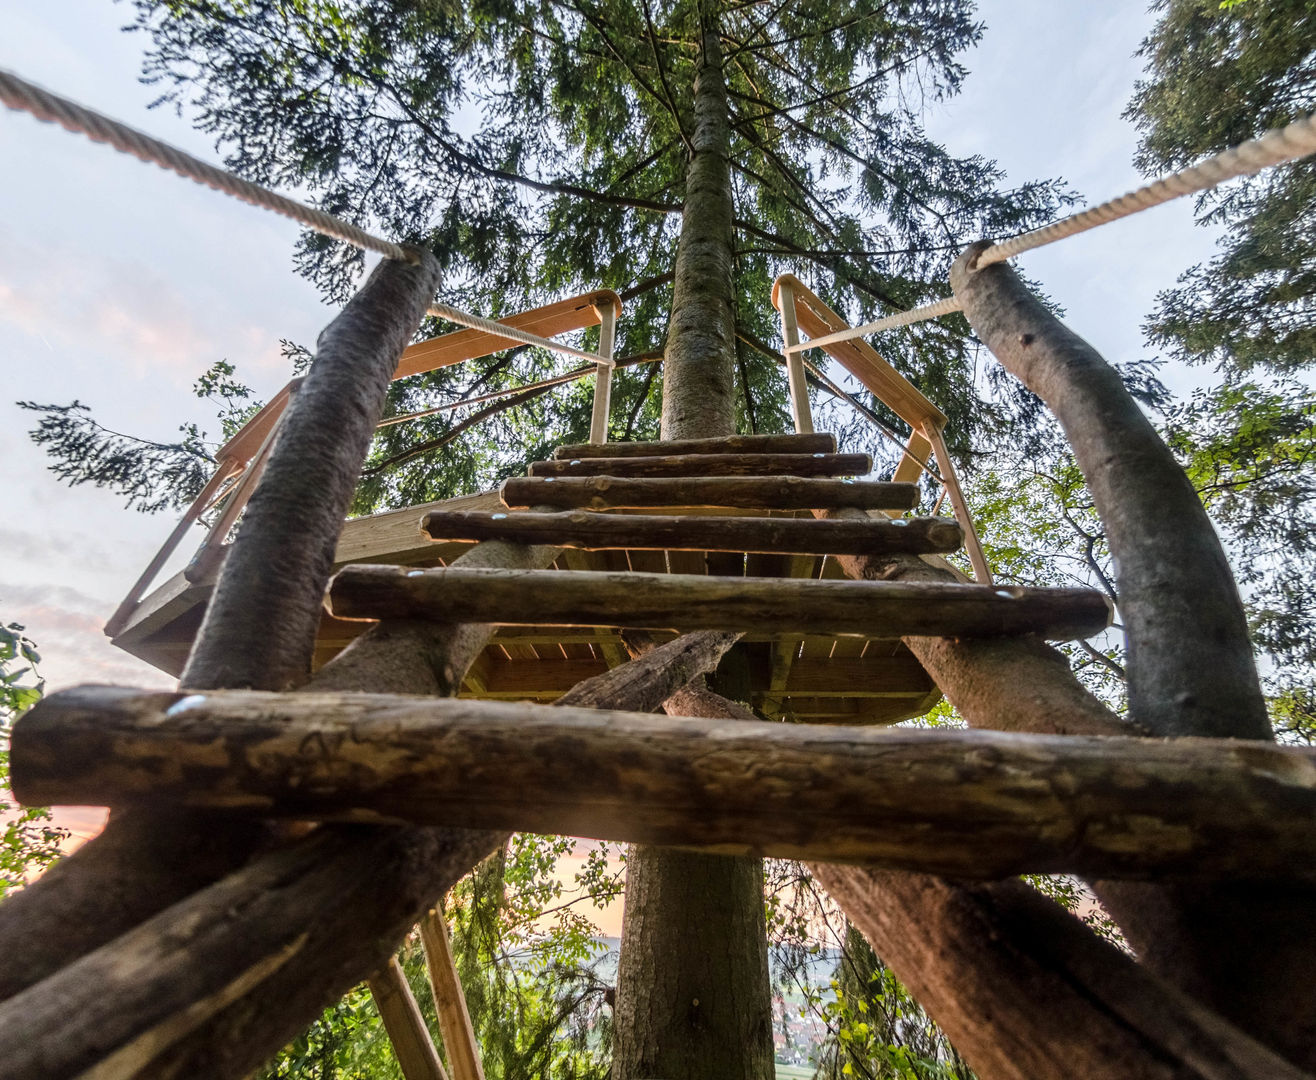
[111,489,943,725]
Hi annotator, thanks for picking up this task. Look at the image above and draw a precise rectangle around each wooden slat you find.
[328,566,1113,641]
[528,452,872,479]
[771,274,947,431]
[21,686,1316,882]
[422,511,962,557]
[392,291,623,381]
[367,958,449,1080]
[501,475,917,511]
[552,433,836,458]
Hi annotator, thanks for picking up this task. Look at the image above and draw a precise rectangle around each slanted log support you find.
[15,687,1316,881]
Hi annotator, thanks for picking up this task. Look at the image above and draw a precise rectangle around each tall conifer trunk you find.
[611,10,775,1080]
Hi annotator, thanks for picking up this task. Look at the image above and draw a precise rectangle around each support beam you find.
[328,566,1112,641]
[15,686,1316,881]
[368,957,450,1080]
[500,475,917,512]
[422,510,962,557]
[528,451,870,478]
[554,432,835,458]
[420,911,485,1080]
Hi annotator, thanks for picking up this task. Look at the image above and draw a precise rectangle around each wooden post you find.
[777,281,814,434]
[588,298,617,444]
[368,957,450,1080]
[924,425,991,584]
[420,910,485,1080]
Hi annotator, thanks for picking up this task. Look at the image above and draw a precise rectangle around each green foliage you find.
[0,623,67,899]
[1127,0,1316,377]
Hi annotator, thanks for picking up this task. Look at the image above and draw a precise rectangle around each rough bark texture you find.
[0,823,497,1080]
[500,475,918,511]
[0,249,444,1006]
[554,433,835,458]
[19,686,1316,879]
[951,242,1266,740]
[612,16,773,1080]
[555,630,742,711]
[329,564,1111,641]
[528,450,871,478]
[950,246,1316,1068]
[812,865,1311,1080]
[183,250,443,692]
[659,20,737,440]
[421,509,962,556]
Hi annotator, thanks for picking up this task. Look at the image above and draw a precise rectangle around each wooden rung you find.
[17,686,1316,882]
[421,511,961,557]
[528,452,872,479]
[552,432,838,459]
[500,475,918,512]
[327,566,1112,641]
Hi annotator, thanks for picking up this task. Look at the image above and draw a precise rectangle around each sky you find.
[0,0,1225,848]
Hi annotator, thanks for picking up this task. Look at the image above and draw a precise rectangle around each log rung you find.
[551,432,837,459]
[420,510,962,557]
[500,475,919,512]
[527,452,872,479]
[15,685,1316,881]
[327,565,1112,641]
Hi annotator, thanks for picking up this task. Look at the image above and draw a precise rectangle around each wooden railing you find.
[771,274,991,582]
[105,290,622,636]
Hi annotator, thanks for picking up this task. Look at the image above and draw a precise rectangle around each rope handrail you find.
[977,111,1316,267]
[426,301,615,366]
[0,67,409,261]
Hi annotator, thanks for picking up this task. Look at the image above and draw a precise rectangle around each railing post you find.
[924,426,991,584]
[777,281,814,434]
[588,298,617,444]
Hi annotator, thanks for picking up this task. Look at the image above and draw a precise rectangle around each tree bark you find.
[612,13,775,1080]
[18,686,1316,880]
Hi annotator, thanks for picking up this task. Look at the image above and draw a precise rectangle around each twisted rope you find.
[427,301,615,366]
[979,112,1316,267]
[0,68,409,261]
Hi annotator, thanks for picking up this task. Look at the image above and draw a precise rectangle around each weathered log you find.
[367,957,449,1080]
[328,565,1112,641]
[419,911,485,1080]
[184,250,443,692]
[813,865,1310,1080]
[16,686,1316,881]
[951,243,1266,740]
[527,451,871,478]
[421,510,961,556]
[500,475,918,511]
[552,433,837,458]
[0,824,497,1080]
[555,630,742,711]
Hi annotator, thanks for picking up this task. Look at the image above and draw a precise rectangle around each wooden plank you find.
[419,912,484,1080]
[21,686,1316,882]
[392,291,623,381]
[328,566,1113,641]
[501,475,917,512]
[528,452,872,479]
[367,957,449,1080]
[771,274,947,430]
[422,511,963,557]
[553,433,836,458]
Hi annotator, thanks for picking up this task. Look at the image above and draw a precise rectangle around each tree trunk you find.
[613,13,775,1080]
